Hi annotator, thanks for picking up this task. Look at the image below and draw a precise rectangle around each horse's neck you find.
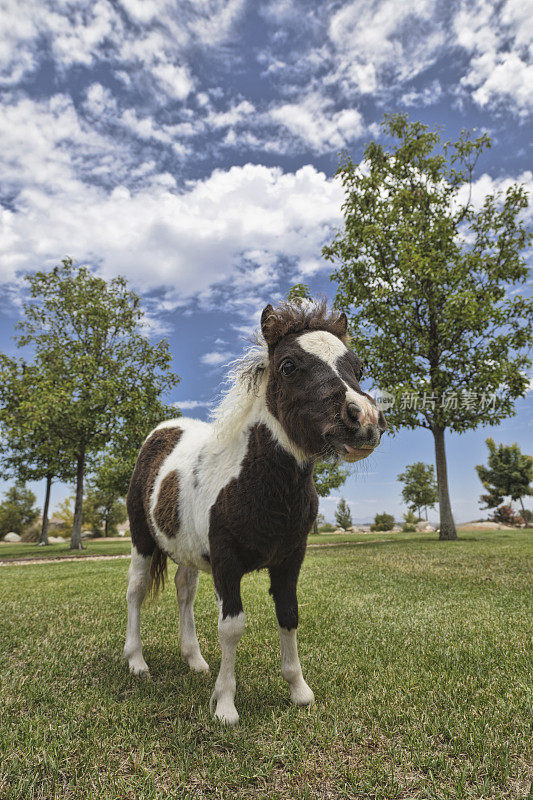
[234,409,314,492]
[213,385,310,468]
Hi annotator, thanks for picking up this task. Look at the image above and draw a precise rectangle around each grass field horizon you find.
[1,528,529,562]
[1,530,531,799]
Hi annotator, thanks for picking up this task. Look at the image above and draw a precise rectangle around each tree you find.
[335,498,352,529]
[397,462,438,520]
[476,438,532,515]
[324,114,532,540]
[0,481,38,538]
[521,509,533,528]
[313,461,349,498]
[16,259,179,549]
[0,358,75,545]
[370,512,395,531]
[286,283,312,304]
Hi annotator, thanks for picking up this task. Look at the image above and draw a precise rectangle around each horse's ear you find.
[334,312,348,340]
[261,304,279,345]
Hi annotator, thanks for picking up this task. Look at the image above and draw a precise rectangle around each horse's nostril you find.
[346,402,361,423]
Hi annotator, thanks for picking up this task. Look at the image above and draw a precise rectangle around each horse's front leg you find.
[210,559,246,725]
[269,550,315,707]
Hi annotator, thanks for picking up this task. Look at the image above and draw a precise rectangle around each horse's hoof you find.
[291,683,315,707]
[210,692,239,725]
[186,655,210,673]
[215,707,239,726]
[127,659,151,678]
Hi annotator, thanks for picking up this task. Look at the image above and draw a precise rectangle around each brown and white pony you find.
[124,301,387,724]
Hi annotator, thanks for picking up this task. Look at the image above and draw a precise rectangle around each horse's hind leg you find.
[123,547,152,676]
[175,565,209,673]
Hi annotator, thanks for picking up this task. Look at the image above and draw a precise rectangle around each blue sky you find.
[0,0,532,523]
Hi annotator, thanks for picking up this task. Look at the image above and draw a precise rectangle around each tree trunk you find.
[104,515,109,538]
[40,474,52,545]
[313,518,318,535]
[70,450,85,550]
[433,427,457,540]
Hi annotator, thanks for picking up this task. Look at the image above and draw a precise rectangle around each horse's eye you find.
[280,359,296,377]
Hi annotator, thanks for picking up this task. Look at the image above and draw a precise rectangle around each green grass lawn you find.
[0,531,531,799]
[0,538,132,561]
[0,530,424,561]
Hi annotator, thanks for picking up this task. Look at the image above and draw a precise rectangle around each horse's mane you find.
[210,333,269,437]
[210,300,346,438]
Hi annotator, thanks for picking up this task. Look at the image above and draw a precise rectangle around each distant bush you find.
[318,523,336,533]
[371,512,395,532]
[490,505,524,527]
[21,521,41,542]
[402,509,418,532]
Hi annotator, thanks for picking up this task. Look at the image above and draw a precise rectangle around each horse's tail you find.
[149,545,168,599]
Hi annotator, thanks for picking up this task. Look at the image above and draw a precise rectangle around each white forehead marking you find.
[297,330,378,426]
[297,330,347,368]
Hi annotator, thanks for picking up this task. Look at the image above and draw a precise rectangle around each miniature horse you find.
[124,301,387,724]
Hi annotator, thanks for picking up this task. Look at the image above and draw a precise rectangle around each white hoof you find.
[185,653,210,673]
[125,650,150,677]
[290,681,315,707]
[210,691,239,725]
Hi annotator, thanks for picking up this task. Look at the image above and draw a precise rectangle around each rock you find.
[3,532,22,542]
[48,536,66,544]
[391,525,402,532]
[333,529,345,535]
[346,526,360,533]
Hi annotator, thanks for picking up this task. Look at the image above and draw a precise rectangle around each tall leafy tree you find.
[0,358,74,544]
[335,497,353,529]
[476,438,532,515]
[324,114,532,540]
[16,258,179,549]
[398,462,438,520]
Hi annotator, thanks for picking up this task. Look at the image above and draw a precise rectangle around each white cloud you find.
[270,93,365,152]
[172,399,215,409]
[206,100,256,128]
[201,351,234,366]
[0,0,244,103]
[455,170,533,222]
[327,0,445,95]
[401,80,443,107]
[0,94,345,303]
[188,0,247,45]
[454,0,533,114]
